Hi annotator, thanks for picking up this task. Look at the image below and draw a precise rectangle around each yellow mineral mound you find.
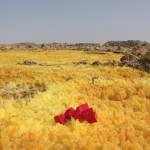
[0,50,150,150]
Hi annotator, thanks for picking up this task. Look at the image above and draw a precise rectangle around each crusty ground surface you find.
[0,50,150,150]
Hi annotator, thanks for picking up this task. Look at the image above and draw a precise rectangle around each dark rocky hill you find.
[103,40,150,48]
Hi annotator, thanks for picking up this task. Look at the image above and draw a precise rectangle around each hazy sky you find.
[0,0,150,44]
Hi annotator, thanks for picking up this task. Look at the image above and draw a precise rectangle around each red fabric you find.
[54,103,97,125]
[72,109,83,121]
[82,108,93,120]
[65,107,75,119]
[76,103,89,112]
[54,114,66,125]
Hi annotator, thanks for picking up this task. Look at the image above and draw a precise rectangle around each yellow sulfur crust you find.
[0,50,150,150]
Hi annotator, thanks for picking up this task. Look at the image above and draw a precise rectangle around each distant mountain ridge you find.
[103,40,150,48]
[0,43,101,51]
[0,40,150,51]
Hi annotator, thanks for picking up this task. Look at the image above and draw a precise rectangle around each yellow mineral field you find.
[0,50,150,150]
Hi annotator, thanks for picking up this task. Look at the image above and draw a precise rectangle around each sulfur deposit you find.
[0,50,150,150]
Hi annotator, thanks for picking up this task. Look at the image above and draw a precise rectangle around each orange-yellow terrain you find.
[0,50,150,150]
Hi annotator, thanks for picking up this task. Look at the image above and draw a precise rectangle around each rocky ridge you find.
[1,40,150,53]
[0,43,101,51]
[103,40,150,48]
